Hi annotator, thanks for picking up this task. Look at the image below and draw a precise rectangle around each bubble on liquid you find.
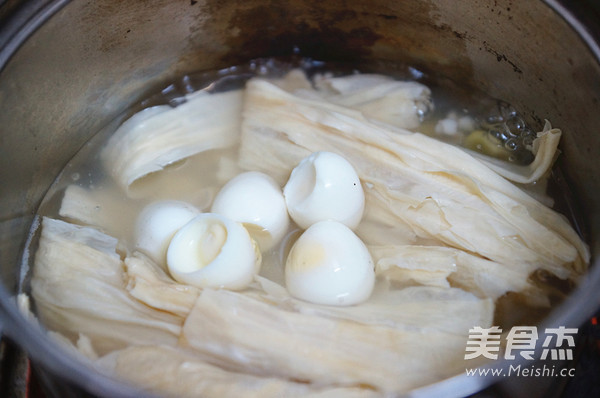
[522,135,534,147]
[506,115,525,133]
[71,173,80,181]
[498,101,518,119]
[505,139,518,151]
[507,129,519,138]
[486,114,504,125]
[488,125,509,142]
[521,128,536,140]
[478,100,537,165]
[488,129,501,139]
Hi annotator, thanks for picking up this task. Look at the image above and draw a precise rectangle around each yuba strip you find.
[102,89,243,192]
[98,345,380,398]
[181,288,470,393]
[238,73,588,295]
[31,218,183,355]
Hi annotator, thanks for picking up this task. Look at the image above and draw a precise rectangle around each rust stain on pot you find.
[482,40,523,74]
[220,4,381,63]
[200,0,477,91]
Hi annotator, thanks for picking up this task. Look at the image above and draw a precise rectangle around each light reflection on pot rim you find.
[0,0,69,71]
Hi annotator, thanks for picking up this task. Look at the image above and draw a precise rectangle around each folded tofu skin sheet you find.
[25,64,589,397]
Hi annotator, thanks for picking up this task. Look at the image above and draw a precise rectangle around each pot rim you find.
[0,1,598,397]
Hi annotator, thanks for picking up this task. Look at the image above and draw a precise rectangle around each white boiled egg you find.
[211,171,289,251]
[167,213,261,290]
[134,200,200,267]
[283,151,364,230]
[285,220,375,306]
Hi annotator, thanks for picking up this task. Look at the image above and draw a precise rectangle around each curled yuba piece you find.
[101,89,243,192]
[283,151,365,230]
[211,171,289,251]
[167,213,261,290]
[285,220,375,306]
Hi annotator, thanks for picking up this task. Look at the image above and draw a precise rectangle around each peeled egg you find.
[284,151,364,230]
[285,220,375,306]
[167,213,261,290]
[134,200,200,267]
[211,171,289,251]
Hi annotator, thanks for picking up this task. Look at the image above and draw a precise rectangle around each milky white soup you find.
[22,59,589,398]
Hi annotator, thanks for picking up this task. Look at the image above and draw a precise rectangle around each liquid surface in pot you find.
[22,57,589,397]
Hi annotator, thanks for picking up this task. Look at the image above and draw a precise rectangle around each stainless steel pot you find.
[0,0,599,397]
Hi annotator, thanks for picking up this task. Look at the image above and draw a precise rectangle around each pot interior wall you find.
[0,0,599,395]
